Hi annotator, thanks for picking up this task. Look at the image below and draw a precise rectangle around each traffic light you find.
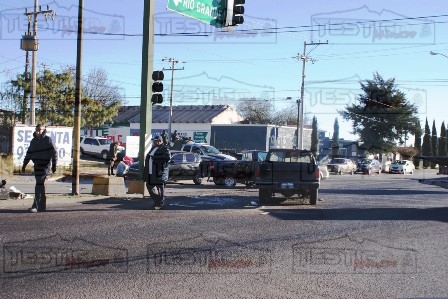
[225,0,245,27]
[151,70,164,105]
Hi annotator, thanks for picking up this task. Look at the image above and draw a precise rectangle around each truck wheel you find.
[224,176,236,187]
[193,174,202,185]
[309,189,318,205]
[213,177,224,185]
[101,150,109,160]
[259,188,271,204]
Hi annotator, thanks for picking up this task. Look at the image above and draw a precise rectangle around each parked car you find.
[79,136,124,160]
[389,160,415,174]
[359,159,382,175]
[326,158,356,175]
[356,158,369,173]
[172,141,236,161]
[126,151,203,185]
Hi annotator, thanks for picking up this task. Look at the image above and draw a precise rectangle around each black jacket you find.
[142,145,170,184]
[23,130,58,175]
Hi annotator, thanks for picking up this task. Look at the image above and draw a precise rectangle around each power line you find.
[28,13,448,38]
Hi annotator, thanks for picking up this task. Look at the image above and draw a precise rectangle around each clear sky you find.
[1,0,447,140]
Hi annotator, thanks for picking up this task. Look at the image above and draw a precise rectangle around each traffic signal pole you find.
[139,0,155,175]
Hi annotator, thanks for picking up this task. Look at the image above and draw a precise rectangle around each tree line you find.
[0,67,123,127]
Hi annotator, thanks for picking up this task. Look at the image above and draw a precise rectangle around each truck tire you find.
[193,174,202,185]
[101,150,109,160]
[309,188,318,205]
[224,176,236,187]
[213,177,224,185]
[259,188,272,204]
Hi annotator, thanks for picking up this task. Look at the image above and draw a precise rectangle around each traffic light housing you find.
[151,70,164,105]
[225,0,245,27]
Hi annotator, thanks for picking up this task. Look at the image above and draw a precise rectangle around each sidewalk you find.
[0,171,139,210]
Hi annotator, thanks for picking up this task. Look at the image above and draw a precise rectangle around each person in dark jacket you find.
[22,124,58,213]
[161,130,169,146]
[142,135,170,210]
[108,141,119,176]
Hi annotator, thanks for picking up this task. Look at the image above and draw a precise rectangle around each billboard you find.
[13,125,73,167]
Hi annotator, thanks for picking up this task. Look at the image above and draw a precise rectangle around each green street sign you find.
[167,0,226,28]
[194,132,208,143]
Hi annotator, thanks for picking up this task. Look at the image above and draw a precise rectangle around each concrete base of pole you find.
[127,180,149,196]
[91,176,127,196]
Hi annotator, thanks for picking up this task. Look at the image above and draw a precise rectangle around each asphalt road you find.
[1,170,447,299]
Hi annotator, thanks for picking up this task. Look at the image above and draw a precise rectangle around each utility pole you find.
[295,40,328,149]
[72,0,83,196]
[22,14,31,124]
[162,58,184,142]
[23,1,55,126]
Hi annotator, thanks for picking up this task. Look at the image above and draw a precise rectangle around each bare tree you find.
[236,99,274,124]
[83,68,124,106]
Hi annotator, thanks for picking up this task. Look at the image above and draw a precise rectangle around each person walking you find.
[171,130,179,143]
[142,135,170,210]
[161,130,169,146]
[108,141,119,176]
[22,124,58,213]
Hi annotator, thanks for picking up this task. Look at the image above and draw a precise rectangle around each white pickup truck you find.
[80,136,124,160]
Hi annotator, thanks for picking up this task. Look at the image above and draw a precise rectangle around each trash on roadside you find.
[8,186,27,199]
[116,161,129,177]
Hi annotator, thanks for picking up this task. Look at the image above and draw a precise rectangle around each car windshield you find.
[98,139,112,145]
[200,145,220,154]
[361,159,372,164]
[330,159,345,164]
[394,160,407,165]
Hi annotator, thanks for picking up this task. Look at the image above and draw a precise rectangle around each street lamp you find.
[430,51,448,59]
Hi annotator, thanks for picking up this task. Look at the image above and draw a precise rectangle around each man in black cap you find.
[142,135,170,210]
[22,124,58,212]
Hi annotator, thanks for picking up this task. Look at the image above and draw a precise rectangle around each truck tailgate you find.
[257,162,320,183]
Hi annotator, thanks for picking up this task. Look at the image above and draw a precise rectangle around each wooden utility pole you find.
[162,58,184,142]
[296,40,328,149]
[72,0,83,195]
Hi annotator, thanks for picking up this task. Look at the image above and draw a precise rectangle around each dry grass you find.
[0,154,13,179]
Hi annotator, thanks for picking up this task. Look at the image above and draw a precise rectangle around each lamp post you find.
[430,51,448,59]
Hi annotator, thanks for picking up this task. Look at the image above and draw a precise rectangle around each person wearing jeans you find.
[142,135,170,210]
[22,124,58,213]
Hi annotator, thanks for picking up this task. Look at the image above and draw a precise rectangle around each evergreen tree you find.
[422,118,432,168]
[332,118,340,157]
[311,116,319,158]
[7,68,122,127]
[431,120,438,169]
[413,122,422,169]
[340,72,420,153]
[439,122,447,157]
